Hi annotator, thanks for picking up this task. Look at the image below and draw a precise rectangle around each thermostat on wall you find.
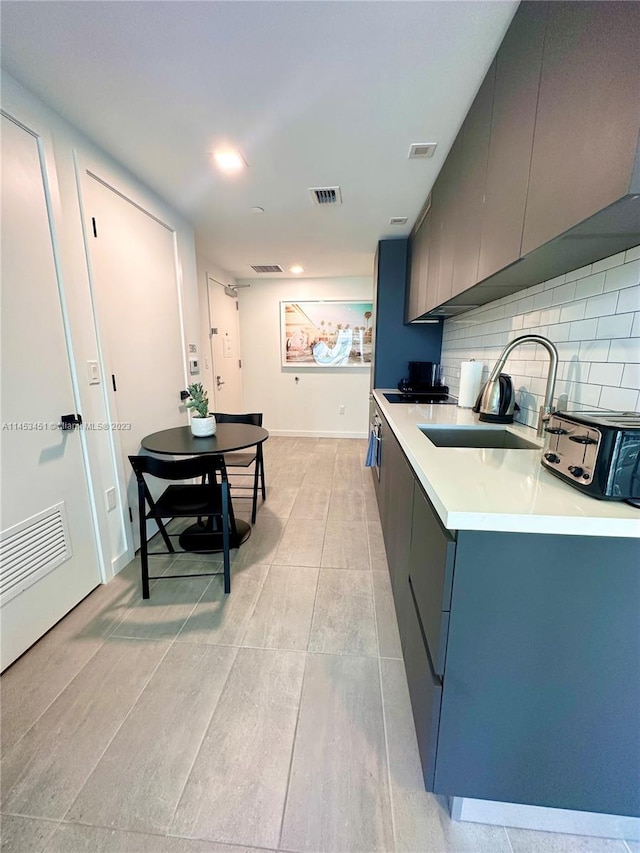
[189,357,200,375]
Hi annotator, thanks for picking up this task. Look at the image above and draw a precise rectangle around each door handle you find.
[60,413,83,430]
[216,375,225,389]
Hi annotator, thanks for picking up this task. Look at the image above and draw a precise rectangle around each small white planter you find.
[190,414,216,437]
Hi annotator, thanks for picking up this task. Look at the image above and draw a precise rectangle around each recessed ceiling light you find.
[289,265,304,275]
[408,143,437,159]
[212,149,246,172]
[251,206,264,214]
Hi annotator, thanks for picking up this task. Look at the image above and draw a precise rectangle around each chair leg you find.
[138,487,150,599]
[259,452,266,499]
[222,485,231,594]
[251,456,260,524]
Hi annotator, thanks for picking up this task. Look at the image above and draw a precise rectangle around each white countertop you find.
[372,390,640,538]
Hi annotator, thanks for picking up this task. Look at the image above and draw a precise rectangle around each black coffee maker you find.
[398,361,448,396]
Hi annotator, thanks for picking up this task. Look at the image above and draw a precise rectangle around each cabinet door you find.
[404,576,443,792]
[424,186,442,314]
[380,424,414,599]
[522,1,640,255]
[478,2,547,282]
[407,484,456,675]
[376,415,389,515]
[435,531,640,816]
[451,61,495,298]
[406,231,421,323]
[387,440,415,627]
[416,211,431,317]
[407,214,430,322]
[435,135,464,308]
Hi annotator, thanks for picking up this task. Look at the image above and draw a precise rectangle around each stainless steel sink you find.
[419,425,540,450]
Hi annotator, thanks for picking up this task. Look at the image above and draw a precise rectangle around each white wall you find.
[441,246,640,428]
[238,277,373,437]
[1,73,202,579]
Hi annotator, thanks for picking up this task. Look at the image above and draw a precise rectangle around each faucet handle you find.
[537,404,555,437]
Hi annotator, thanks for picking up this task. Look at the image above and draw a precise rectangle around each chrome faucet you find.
[486,334,559,436]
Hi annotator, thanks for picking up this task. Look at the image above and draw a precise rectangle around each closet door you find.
[1,113,100,670]
[82,174,187,551]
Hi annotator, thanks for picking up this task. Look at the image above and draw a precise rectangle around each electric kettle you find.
[472,373,515,423]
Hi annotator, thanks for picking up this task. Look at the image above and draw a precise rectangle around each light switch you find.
[189,357,200,375]
[87,360,101,385]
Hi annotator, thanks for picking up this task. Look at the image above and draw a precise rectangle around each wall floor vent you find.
[1,502,72,606]
[309,187,342,206]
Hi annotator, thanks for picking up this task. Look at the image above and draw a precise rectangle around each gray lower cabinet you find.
[403,482,455,790]
[377,418,414,628]
[373,416,640,817]
[436,531,640,817]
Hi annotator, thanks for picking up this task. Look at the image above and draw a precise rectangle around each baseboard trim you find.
[268,430,367,439]
[449,797,640,841]
[112,551,132,576]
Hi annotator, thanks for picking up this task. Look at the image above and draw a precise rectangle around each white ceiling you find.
[1,0,518,280]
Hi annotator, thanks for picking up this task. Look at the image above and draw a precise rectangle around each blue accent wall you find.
[373,239,443,389]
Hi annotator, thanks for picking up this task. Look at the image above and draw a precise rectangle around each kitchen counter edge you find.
[372,390,640,538]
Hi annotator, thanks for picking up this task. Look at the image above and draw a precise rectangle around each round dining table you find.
[141,423,269,550]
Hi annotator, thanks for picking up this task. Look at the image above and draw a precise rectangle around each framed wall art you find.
[280,300,373,368]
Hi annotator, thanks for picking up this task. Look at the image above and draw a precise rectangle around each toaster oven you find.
[541,410,640,501]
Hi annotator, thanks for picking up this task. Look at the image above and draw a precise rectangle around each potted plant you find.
[186,382,216,437]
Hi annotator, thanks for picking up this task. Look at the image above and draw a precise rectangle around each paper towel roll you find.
[458,360,484,408]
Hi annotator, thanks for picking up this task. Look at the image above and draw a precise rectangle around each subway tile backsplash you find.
[441,247,640,429]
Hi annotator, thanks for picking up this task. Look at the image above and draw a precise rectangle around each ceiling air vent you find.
[309,186,342,206]
[250,264,284,273]
[408,143,437,159]
[389,217,408,225]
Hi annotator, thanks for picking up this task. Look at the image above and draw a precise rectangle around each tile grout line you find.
[0,632,108,764]
[55,633,175,828]
[235,561,272,647]
[502,823,516,853]
[367,473,400,853]
[275,650,309,852]
[161,642,241,839]
[301,559,321,656]
[51,815,168,843]
[0,812,61,853]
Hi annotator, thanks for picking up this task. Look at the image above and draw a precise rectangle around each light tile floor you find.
[1,437,635,853]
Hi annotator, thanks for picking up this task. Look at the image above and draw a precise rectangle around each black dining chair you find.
[212,412,266,523]
[128,454,234,598]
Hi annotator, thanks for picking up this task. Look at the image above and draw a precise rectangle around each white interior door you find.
[0,113,101,671]
[207,275,243,412]
[82,175,187,550]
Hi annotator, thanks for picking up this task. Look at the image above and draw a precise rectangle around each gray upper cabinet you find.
[405,1,640,319]
[406,206,431,322]
[477,4,547,283]
[434,133,464,309]
[451,61,496,299]
[406,231,421,322]
[425,180,444,315]
[522,2,640,255]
